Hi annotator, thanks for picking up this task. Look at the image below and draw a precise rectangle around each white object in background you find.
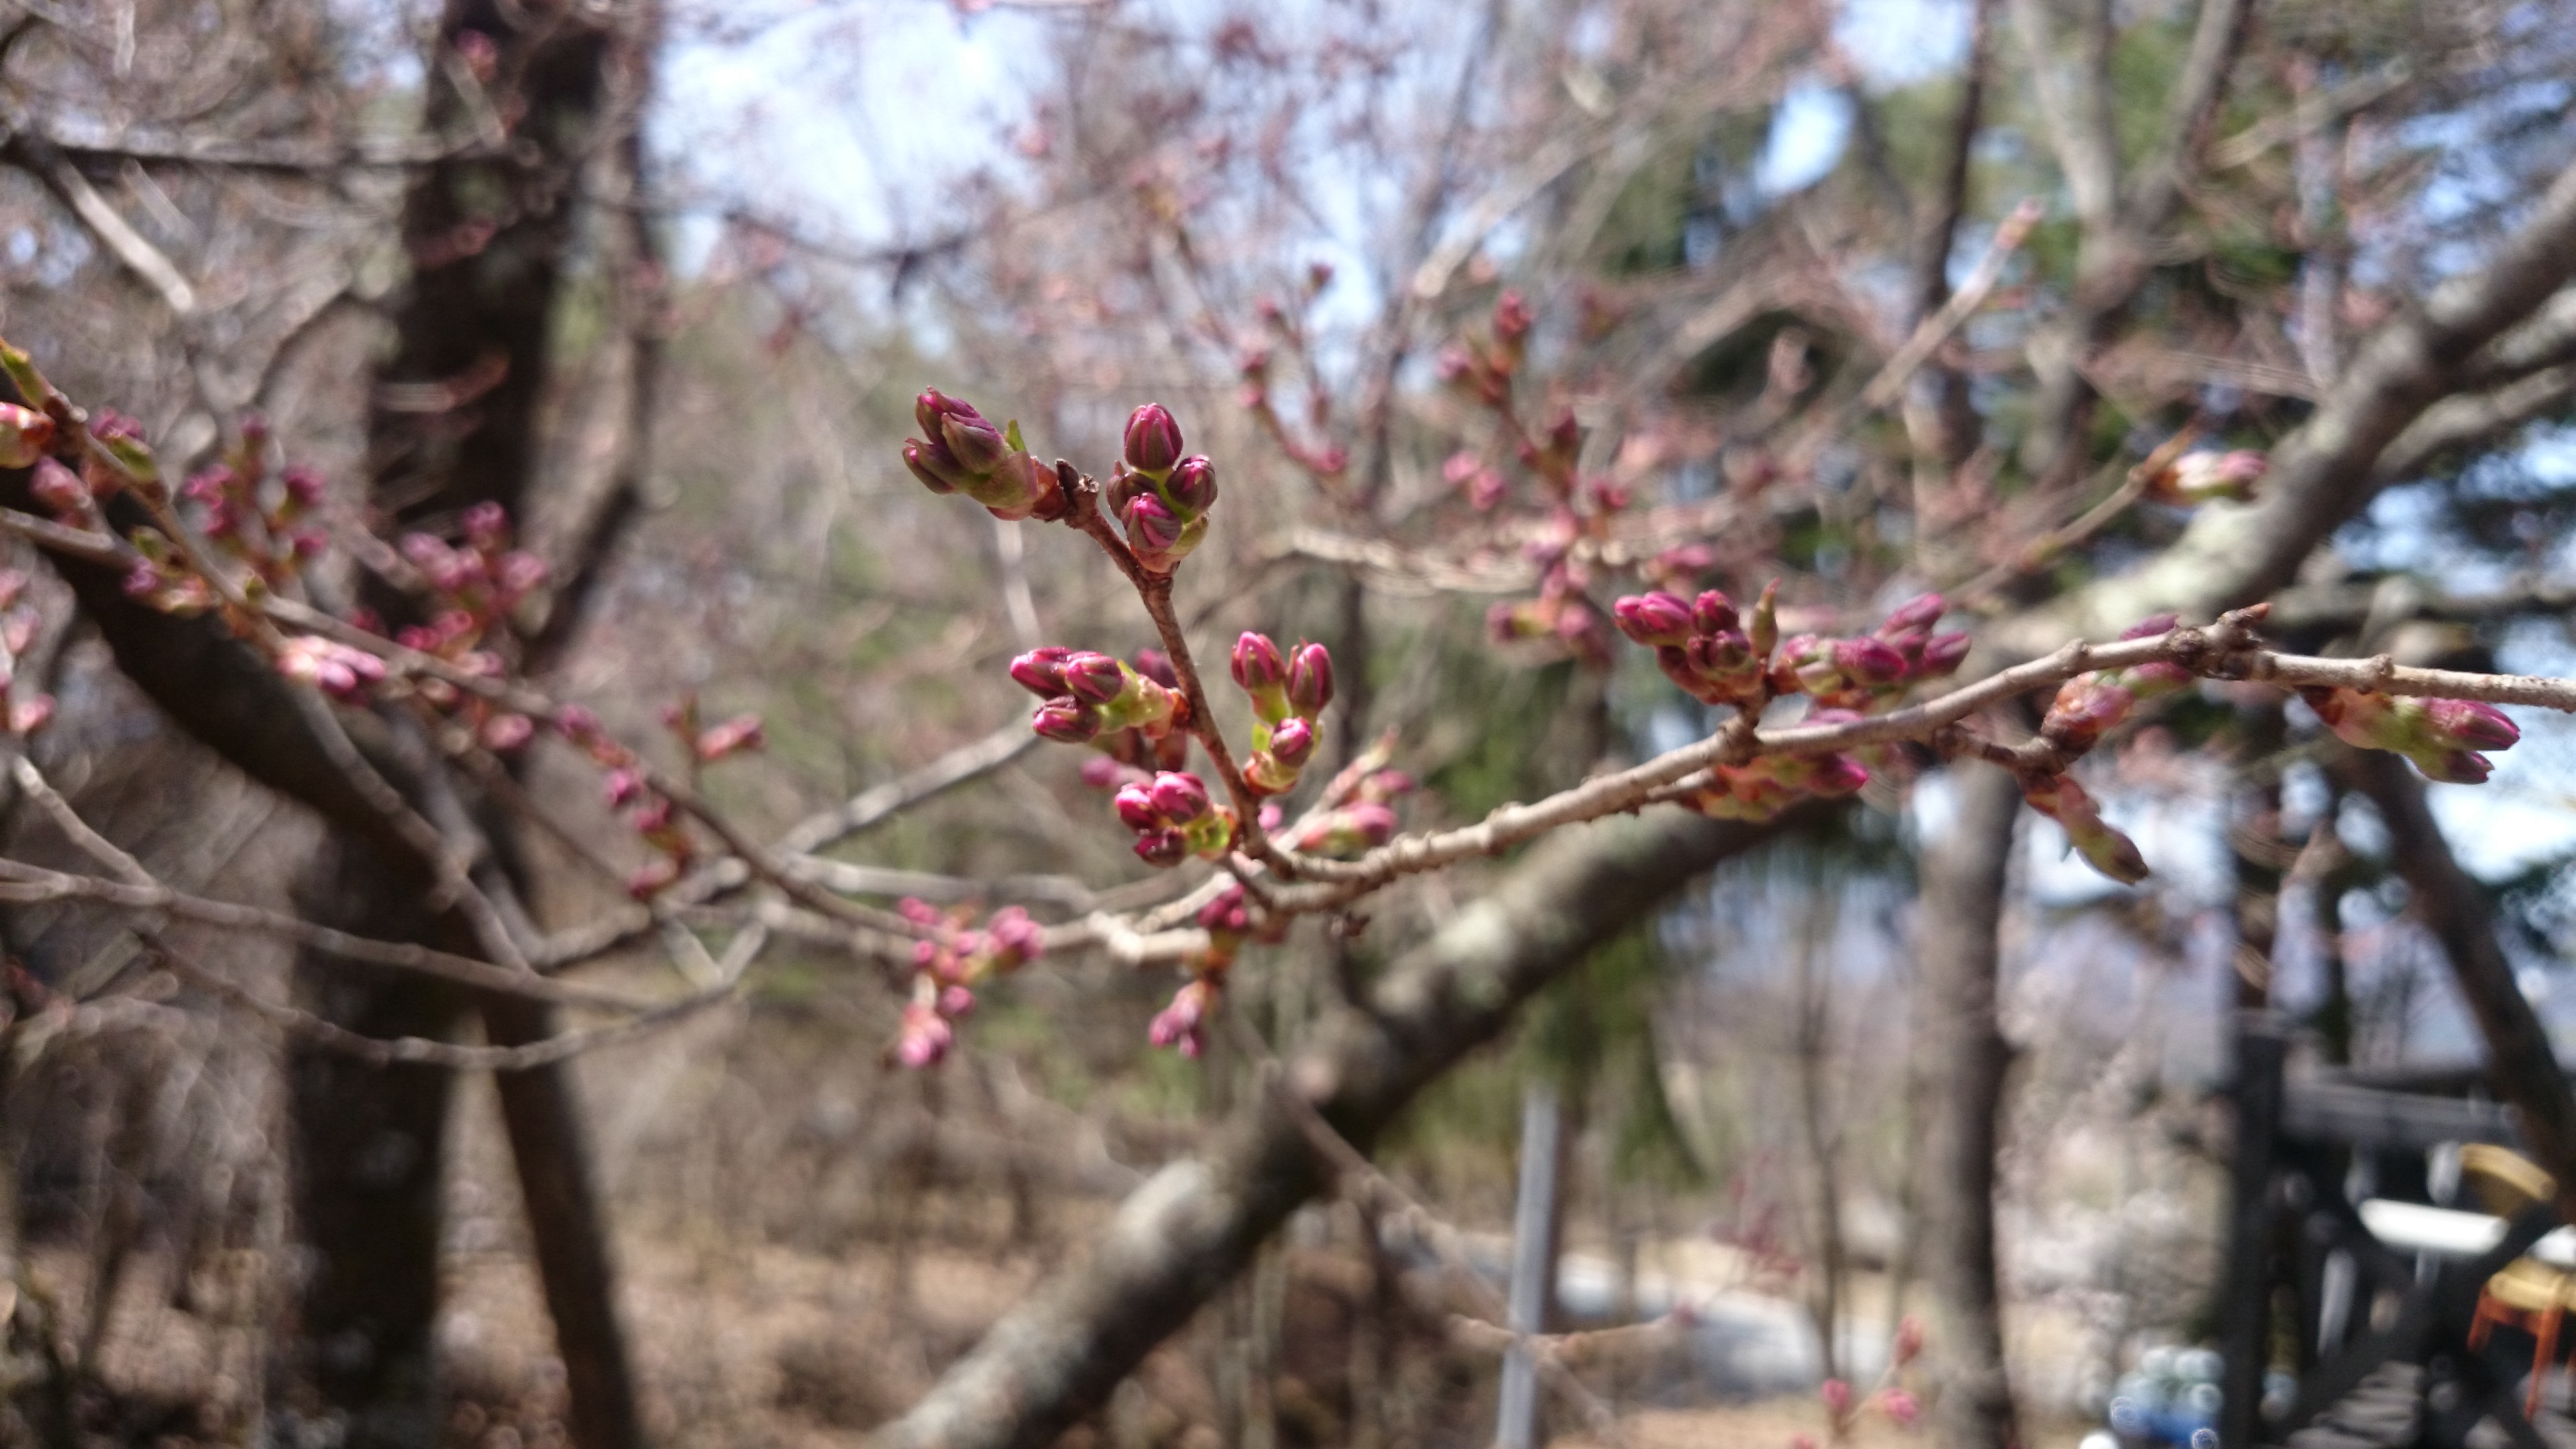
[2356,1198,2576,1267]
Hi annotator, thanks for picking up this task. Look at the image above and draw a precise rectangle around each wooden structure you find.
[2221,1012,2571,1449]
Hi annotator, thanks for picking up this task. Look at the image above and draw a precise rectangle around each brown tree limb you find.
[869,806,1811,1449]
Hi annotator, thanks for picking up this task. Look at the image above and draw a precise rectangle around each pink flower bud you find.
[1267,716,1316,767]
[0,402,54,468]
[1232,632,1288,692]
[6,695,54,736]
[1892,1316,1924,1366]
[1346,800,1397,847]
[1493,290,1533,342]
[481,713,536,752]
[1881,1389,1920,1427]
[1686,631,1752,677]
[1133,649,1179,688]
[30,458,86,515]
[1032,697,1100,743]
[896,1000,955,1068]
[1061,651,1127,706]
[1122,492,1184,554]
[1691,590,1739,636]
[1115,782,1164,831]
[694,713,765,761]
[1613,592,1695,647]
[941,409,1008,477]
[1124,402,1185,474]
[2159,449,2267,504]
[1821,1379,1853,1417]
[1876,592,1946,639]
[2418,748,2496,785]
[1287,642,1334,717]
[2122,613,2180,641]
[603,768,645,806]
[1807,753,1870,797]
[1165,455,1218,514]
[1917,631,1971,678]
[2042,676,2136,752]
[462,502,508,553]
[1149,771,1211,822]
[1012,645,1075,696]
[1831,636,1909,686]
[2426,698,2518,751]
[1149,978,1217,1057]
[1132,828,1189,867]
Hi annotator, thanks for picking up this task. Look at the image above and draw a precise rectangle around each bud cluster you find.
[1230,633,1332,794]
[372,502,553,750]
[0,570,56,737]
[552,706,698,899]
[1279,768,1413,858]
[1106,405,1219,573]
[2146,449,2267,506]
[892,899,1047,1068]
[1435,290,1534,412]
[174,417,328,593]
[2039,614,2196,754]
[902,390,1069,523]
[1114,770,1238,866]
[2303,686,2521,784]
[1672,741,1871,822]
[1613,582,1779,708]
[1012,645,1185,750]
[2021,771,2149,885]
[1768,593,1967,711]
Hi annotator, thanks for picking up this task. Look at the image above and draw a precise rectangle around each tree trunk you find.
[1913,763,2023,1449]
[870,805,1814,1449]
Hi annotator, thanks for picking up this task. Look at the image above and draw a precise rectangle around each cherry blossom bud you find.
[1882,1389,1921,1428]
[896,1000,955,1068]
[1032,697,1101,743]
[1613,592,1694,647]
[1830,637,1908,686]
[1114,782,1163,831]
[1686,631,1752,677]
[1691,590,1738,636]
[694,713,765,761]
[1493,290,1533,343]
[1133,649,1179,688]
[2427,698,2519,751]
[1232,631,1289,697]
[1124,403,1185,476]
[968,451,1062,521]
[1061,651,1126,706]
[30,458,86,518]
[481,714,536,752]
[1149,771,1211,822]
[0,402,52,468]
[1123,492,1185,554]
[922,394,1006,476]
[2157,449,2267,504]
[1165,455,1219,514]
[603,768,644,806]
[1876,592,1946,639]
[1286,642,1334,717]
[1822,1380,1853,1417]
[6,695,54,736]
[2023,773,2149,885]
[463,502,507,553]
[1892,1316,1924,1366]
[1132,828,1189,867]
[2042,676,2137,753]
[1917,631,1971,677]
[903,439,963,494]
[1267,716,1316,767]
[1012,646,1075,696]
[1149,978,1217,1057]
[2123,613,2178,640]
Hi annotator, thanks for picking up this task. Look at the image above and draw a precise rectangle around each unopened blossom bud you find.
[463,501,508,553]
[1124,403,1185,476]
[1165,455,1218,514]
[1286,642,1334,717]
[896,1000,955,1069]
[967,451,1061,521]
[1686,631,1752,677]
[6,695,54,736]
[1132,828,1189,867]
[1267,716,1316,767]
[1133,649,1179,688]
[2157,449,2267,504]
[1822,1380,1853,1417]
[1876,592,1946,639]
[481,713,536,752]
[1149,771,1211,822]
[30,458,86,517]
[2043,676,2137,753]
[1882,1389,1921,1428]
[2023,773,2150,885]
[694,713,765,761]
[903,439,963,494]
[1493,290,1533,344]
[1830,637,1909,686]
[1807,753,1871,797]
[939,983,976,1017]
[1061,651,1127,706]
[0,402,53,469]
[1032,696,1101,743]
[1114,782,1162,832]
[1612,592,1695,647]
[1012,646,1075,696]
[1892,1316,1925,1366]
[1232,631,1289,699]
[1691,590,1738,636]
[1122,492,1185,554]
[1918,631,1971,677]
[2427,698,2520,751]
[603,767,645,806]
[1149,978,1218,1057]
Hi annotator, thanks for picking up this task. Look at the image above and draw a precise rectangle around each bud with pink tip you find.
[1267,716,1316,767]
[1821,1379,1853,1418]
[2154,448,2267,505]
[1033,697,1101,743]
[1165,455,1219,513]
[1880,1389,1920,1428]
[2042,676,2137,753]
[1233,631,1290,722]
[1124,402,1185,476]
[1149,977,1219,1057]
[902,438,964,494]
[1691,590,1739,636]
[1613,591,1695,647]
[1060,651,1127,706]
[1150,770,1211,822]
[1287,641,1334,718]
[0,403,54,469]
[1830,636,1908,686]
[1115,782,1163,831]
[2022,773,2150,885]
[896,998,955,1069]
[1011,646,1074,696]
[694,713,765,761]
[2426,698,2519,751]
[1892,1316,1925,1366]
[1876,592,1946,640]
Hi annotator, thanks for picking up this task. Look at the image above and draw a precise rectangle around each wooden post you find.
[2218,1012,2288,1449]
[1496,1079,1562,1449]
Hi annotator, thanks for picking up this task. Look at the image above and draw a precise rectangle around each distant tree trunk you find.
[1913,763,2023,1449]
[285,1,655,1444]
